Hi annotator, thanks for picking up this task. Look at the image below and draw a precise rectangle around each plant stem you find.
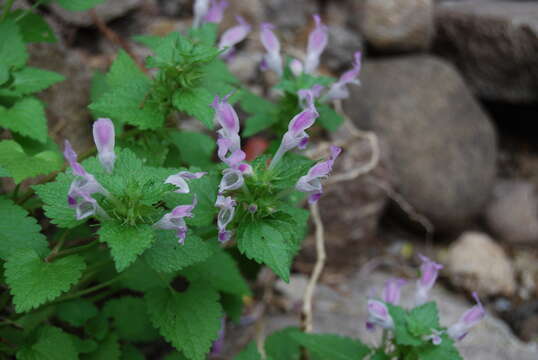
[54,275,123,304]
[1,0,15,22]
[11,183,20,201]
[49,239,99,261]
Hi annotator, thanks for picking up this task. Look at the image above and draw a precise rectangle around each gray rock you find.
[268,272,537,360]
[50,0,143,27]
[343,56,497,231]
[359,0,434,52]
[485,180,538,245]
[323,25,364,72]
[263,0,319,31]
[434,1,538,102]
[445,231,517,296]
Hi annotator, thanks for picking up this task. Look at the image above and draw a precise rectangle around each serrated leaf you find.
[34,172,82,229]
[98,222,155,272]
[121,344,145,360]
[120,258,172,292]
[55,0,105,11]
[5,250,86,313]
[0,197,48,260]
[234,342,261,360]
[181,250,251,296]
[271,153,315,190]
[83,333,121,360]
[146,285,223,360]
[173,87,214,128]
[16,325,78,360]
[387,304,422,346]
[104,296,158,342]
[0,21,28,69]
[168,131,215,167]
[0,140,62,183]
[237,220,296,282]
[291,332,370,360]
[416,335,463,360]
[243,113,277,137]
[240,91,275,115]
[6,10,57,43]
[144,231,213,273]
[407,302,440,338]
[265,327,301,360]
[317,104,344,132]
[57,299,98,327]
[188,23,219,46]
[0,98,48,142]
[7,68,64,95]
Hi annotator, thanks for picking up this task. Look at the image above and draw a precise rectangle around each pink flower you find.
[260,23,282,76]
[382,278,407,305]
[324,52,362,101]
[154,197,198,244]
[215,195,236,243]
[295,146,341,203]
[415,254,443,306]
[290,58,303,77]
[165,171,206,194]
[92,118,116,173]
[204,0,228,24]
[219,16,251,58]
[447,292,485,341]
[304,15,328,74]
[366,300,394,331]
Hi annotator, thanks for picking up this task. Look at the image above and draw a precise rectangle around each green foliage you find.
[291,332,370,360]
[103,296,158,342]
[57,299,98,327]
[55,0,106,11]
[172,87,215,128]
[16,325,78,360]
[234,342,262,360]
[168,131,216,167]
[5,10,57,43]
[4,67,64,96]
[0,98,48,143]
[264,327,301,360]
[4,250,86,312]
[83,333,121,360]
[0,197,48,260]
[0,21,28,70]
[146,284,223,360]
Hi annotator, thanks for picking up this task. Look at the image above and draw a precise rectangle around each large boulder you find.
[49,0,144,27]
[359,0,434,52]
[344,56,497,231]
[434,1,538,103]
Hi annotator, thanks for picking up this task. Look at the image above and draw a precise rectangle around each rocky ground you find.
[11,0,538,358]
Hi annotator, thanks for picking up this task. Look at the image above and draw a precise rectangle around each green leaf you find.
[265,327,301,360]
[240,90,275,115]
[55,0,106,11]
[57,299,98,327]
[237,220,297,282]
[83,333,121,360]
[6,10,57,43]
[16,325,78,360]
[221,293,244,323]
[0,197,48,260]
[121,344,145,360]
[0,140,62,183]
[168,131,215,167]
[188,23,219,46]
[407,302,440,338]
[291,333,370,360]
[84,313,109,341]
[234,342,261,360]
[0,98,48,143]
[144,231,214,273]
[0,165,10,177]
[120,258,172,292]
[387,304,422,346]
[415,335,463,360]
[98,222,156,272]
[173,87,214,128]
[146,285,223,360]
[34,172,82,229]
[103,296,159,342]
[90,70,109,103]
[371,350,391,360]
[317,104,344,132]
[271,153,315,190]
[5,250,86,313]
[0,21,28,69]
[7,68,64,95]
[72,337,98,354]
[181,250,251,297]
[243,113,277,137]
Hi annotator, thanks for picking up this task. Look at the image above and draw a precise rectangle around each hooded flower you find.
[165,171,207,194]
[260,23,283,76]
[415,254,443,306]
[93,118,116,173]
[218,16,251,58]
[447,293,485,341]
[154,196,198,244]
[193,0,210,28]
[366,299,394,331]
[295,146,341,203]
[324,51,362,102]
[304,15,328,74]
[382,278,407,305]
[215,195,236,243]
[204,0,228,24]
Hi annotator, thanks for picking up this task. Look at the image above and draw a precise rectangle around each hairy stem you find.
[47,239,99,262]
[54,275,123,304]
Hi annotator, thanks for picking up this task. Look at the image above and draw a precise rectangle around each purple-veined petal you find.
[447,292,485,341]
[92,118,116,173]
[193,0,210,27]
[219,16,251,57]
[304,14,328,74]
[383,278,407,305]
[204,0,228,24]
[367,299,394,329]
[324,51,362,102]
[260,23,283,76]
[154,196,197,244]
[212,94,240,135]
[295,146,341,203]
[415,254,443,306]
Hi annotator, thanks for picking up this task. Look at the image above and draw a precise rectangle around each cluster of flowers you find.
[367,255,486,344]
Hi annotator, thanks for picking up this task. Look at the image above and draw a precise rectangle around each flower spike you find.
[260,23,283,76]
[219,16,251,58]
[165,171,206,194]
[324,51,362,102]
[295,146,341,203]
[93,118,116,173]
[304,14,328,74]
[193,0,210,28]
[447,292,485,341]
[216,195,236,243]
[204,0,228,24]
[415,254,443,306]
[154,196,198,244]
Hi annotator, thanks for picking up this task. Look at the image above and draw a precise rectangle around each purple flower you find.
[382,278,407,305]
[269,101,319,169]
[324,52,362,102]
[447,292,485,341]
[204,0,228,24]
[295,146,341,203]
[165,171,206,194]
[67,188,104,220]
[425,329,444,346]
[93,118,116,173]
[298,85,324,110]
[154,196,198,244]
[290,58,303,77]
[215,195,236,243]
[366,299,394,331]
[193,0,210,27]
[260,23,283,76]
[219,168,244,193]
[219,16,251,58]
[304,15,328,74]
[212,94,241,151]
[210,318,226,356]
[415,254,443,306]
